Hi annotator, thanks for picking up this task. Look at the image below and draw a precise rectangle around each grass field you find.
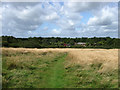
[2,48,118,88]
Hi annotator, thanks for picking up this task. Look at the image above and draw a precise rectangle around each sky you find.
[1,2,118,38]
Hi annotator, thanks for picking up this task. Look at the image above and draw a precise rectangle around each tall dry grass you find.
[2,48,60,70]
[2,48,118,73]
[2,48,118,88]
[65,49,118,73]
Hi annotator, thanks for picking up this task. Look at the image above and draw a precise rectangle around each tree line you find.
[1,36,120,49]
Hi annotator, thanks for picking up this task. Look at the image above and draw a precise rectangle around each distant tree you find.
[2,36,120,49]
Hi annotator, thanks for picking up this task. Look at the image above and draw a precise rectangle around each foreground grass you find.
[47,54,67,88]
[2,49,67,88]
[2,48,118,88]
[64,64,118,88]
[64,49,118,88]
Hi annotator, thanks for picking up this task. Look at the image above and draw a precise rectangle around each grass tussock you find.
[65,49,118,73]
[2,48,118,88]
[64,49,118,88]
[2,48,63,88]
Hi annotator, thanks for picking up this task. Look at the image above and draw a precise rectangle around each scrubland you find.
[2,48,118,88]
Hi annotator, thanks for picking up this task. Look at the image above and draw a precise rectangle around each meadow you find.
[2,48,118,88]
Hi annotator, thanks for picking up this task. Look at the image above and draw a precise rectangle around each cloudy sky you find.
[1,2,118,38]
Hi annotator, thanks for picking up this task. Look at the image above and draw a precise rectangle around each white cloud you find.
[64,2,104,12]
[1,2,118,38]
[45,12,59,21]
[2,2,60,37]
[0,3,2,31]
[88,6,117,26]
[86,5,118,37]
[43,27,48,30]
[52,29,61,34]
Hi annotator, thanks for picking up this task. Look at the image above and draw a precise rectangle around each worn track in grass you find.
[2,48,118,88]
[46,53,67,88]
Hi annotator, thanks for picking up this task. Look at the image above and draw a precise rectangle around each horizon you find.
[1,35,119,39]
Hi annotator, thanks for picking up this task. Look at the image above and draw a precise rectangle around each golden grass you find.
[65,49,118,73]
[2,48,118,88]
[2,48,60,70]
[2,47,118,73]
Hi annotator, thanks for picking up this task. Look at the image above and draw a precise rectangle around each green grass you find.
[2,50,68,88]
[64,64,118,88]
[2,49,118,88]
[46,53,67,88]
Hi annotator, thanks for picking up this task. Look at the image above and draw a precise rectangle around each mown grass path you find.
[47,53,67,88]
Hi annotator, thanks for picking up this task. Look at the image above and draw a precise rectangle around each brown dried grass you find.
[2,47,118,73]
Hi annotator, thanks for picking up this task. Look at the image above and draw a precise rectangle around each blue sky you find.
[80,11,93,24]
[1,2,118,38]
